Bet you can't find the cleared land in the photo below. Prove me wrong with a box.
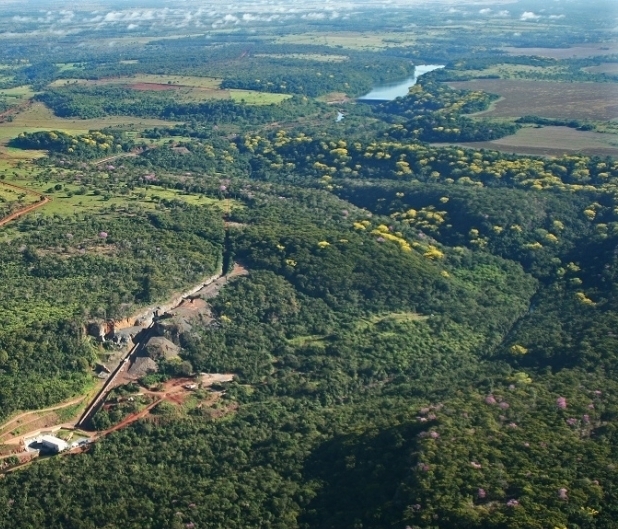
[584,63,618,75]
[49,75,291,105]
[254,53,349,62]
[447,63,566,80]
[501,44,618,59]
[448,79,618,121]
[276,32,417,50]
[0,103,178,143]
[433,126,618,158]
[2,179,234,218]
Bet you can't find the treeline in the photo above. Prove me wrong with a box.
[36,87,323,123]
[235,129,618,188]
[377,78,519,142]
[10,130,134,159]
[516,115,595,130]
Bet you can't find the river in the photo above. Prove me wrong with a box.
[358,64,445,101]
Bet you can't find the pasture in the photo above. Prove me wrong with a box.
[0,181,39,207]
[2,175,238,219]
[0,103,177,141]
[434,126,618,158]
[448,79,618,121]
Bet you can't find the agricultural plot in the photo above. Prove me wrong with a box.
[448,79,618,121]
[501,44,618,59]
[584,63,618,75]
[434,125,618,158]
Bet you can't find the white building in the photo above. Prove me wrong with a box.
[41,435,69,453]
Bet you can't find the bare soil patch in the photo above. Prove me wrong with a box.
[447,79,618,121]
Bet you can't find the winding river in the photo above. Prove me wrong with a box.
[358,64,444,101]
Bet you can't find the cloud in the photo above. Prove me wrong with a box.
[302,12,326,20]
[549,14,565,19]
[520,11,541,21]
[479,8,491,14]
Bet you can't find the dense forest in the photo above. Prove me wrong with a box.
[0,0,617,528]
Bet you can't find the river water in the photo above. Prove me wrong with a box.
[358,64,445,101]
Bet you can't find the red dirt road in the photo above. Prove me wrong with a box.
[0,182,50,227]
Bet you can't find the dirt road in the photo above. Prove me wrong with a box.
[0,181,50,227]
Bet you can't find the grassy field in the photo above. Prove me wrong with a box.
[0,181,40,218]
[449,63,567,80]
[2,177,236,218]
[0,103,178,142]
[254,53,349,62]
[49,75,223,89]
[0,86,35,101]
[433,126,618,158]
[448,79,618,121]
[49,75,290,105]
[501,44,618,59]
[276,32,417,50]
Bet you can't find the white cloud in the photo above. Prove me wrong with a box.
[479,8,491,14]
[520,11,541,21]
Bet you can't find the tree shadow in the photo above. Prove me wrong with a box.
[299,421,425,529]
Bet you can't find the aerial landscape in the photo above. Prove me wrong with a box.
[0,0,617,527]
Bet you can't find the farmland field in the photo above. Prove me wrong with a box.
[447,79,618,121]
[584,63,618,75]
[433,125,618,158]
[501,44,618,59]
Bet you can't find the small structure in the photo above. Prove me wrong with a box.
[41,435,69,453]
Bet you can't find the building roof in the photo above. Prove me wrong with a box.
[41,435,69,451]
